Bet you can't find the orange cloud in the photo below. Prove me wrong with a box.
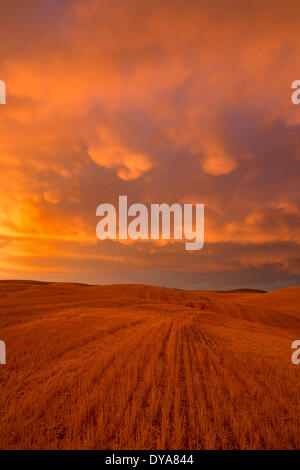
[0,0,300,289]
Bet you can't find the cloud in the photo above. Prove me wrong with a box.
[88,127,153,180]
[201,141,237,176]
[0,0,300,289]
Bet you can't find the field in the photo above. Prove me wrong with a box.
[0,280,299,450]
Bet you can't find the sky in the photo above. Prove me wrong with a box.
[0,0,300,290]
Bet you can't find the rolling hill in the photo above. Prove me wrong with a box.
[0,280,299,449]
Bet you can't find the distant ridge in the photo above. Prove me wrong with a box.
[217,288,267,294]
[0,280,267,293]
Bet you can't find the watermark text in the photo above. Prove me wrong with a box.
[0,340,6,364]
[291,340,300,364]
[291,80,300,104]
[96,196,204,251]
[0,80,6,104]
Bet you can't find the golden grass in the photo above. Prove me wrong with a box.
[0,281,299,449]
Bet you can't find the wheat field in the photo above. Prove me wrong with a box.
[0,280,299,449]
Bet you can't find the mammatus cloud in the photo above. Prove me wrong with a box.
[0,0,300,289]
[201,140,237,176]
[88,145,153,181]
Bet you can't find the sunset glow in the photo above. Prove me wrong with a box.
[1,0,300,289]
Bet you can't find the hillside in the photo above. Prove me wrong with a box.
[0,281,299,449]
